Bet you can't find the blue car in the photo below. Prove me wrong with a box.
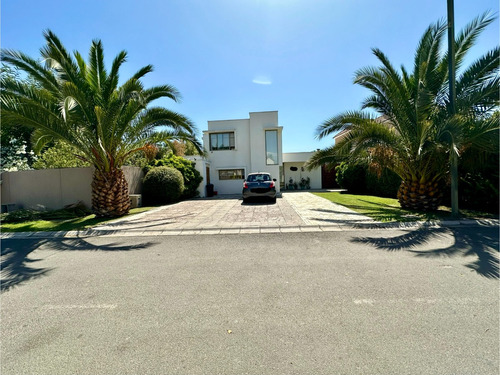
[242,172,277,203]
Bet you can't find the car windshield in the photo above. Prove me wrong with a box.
[247,174,270,182]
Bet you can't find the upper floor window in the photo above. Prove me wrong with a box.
[210,132,235,151]
[265,130,278,165]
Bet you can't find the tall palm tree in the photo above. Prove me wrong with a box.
[1,30,201,217]
[309,13,499,211]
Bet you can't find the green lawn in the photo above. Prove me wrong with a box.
[313,192,496,222]
[1,207,154,232]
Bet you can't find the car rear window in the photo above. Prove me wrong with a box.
[247,174,270,182]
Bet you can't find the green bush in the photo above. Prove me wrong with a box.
[145,154,202,199]
[0,209,40,223]
[33,140,90,169]
[0,203,90,223]
[459,172,499,213]
[142,166,185,205]
[336,162,401,197]
[335,162,366,194]
[365,168,401,198]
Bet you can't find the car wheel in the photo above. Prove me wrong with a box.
[270,197,277,203]
[242,198,248,203]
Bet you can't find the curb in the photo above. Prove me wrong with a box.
[1,219,498,239]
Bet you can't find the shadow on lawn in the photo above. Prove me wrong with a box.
[339,199,452,222]
[351,226,499,279]
[1,238,155,293]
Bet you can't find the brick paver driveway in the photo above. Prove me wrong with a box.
[93,192,374,234]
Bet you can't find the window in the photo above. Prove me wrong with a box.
[218,169,245,180]
[210,132,235,151]
[247,173,270,182]
[265,130,278,165]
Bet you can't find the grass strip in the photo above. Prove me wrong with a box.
[1,207,154,232]
[313,192,496,222]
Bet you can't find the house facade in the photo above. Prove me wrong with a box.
[282,152,322,190]
[188,110,336,197]
[188,111,283,196]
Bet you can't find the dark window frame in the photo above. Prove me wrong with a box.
[218,168,245,180]
[265,130,278,165]
[209,132,235,151]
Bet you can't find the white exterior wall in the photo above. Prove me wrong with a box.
[0,166,143,211]
[185,155,210,198]
[203,111,282,195]
[283,152,322,190]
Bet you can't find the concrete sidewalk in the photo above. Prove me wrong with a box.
[1,192,498,239]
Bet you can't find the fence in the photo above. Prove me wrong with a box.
[0,166,143,211]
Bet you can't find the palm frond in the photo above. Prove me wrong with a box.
[87,39,108,98]
[305,145,343,170]
[143,84,181,103]
[0,49,59,92]
[453,11,496,71]
[315,110,375,139]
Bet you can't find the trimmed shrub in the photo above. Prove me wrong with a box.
[335,162,366,194]
[335,161,401,197]
[459,172,499,213]
[145,154,202,199]
[0,209,40,223]
[142,166,184,205]
[0,202,90,223]
[365,168,401,198]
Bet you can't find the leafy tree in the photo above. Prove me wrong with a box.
[167,140,202,156]
[0,137,35,172]
[0,64,37,171]
[1,30,201,217]
[309,13,499,211]
[33,140,90,169]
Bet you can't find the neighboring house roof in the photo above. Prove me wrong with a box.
[282,152,316,163]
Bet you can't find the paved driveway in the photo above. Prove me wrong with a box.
[93,192,375,234]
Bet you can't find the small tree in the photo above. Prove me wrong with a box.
[33,141,90,169]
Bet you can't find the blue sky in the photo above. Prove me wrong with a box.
[2,0,498,152]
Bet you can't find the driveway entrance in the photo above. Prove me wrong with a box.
[93,192,374,234]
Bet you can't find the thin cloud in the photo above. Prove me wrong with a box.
[252,75,272,85]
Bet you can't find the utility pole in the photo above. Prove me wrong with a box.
[447,0,459,218]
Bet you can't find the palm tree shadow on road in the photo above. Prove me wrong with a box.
[1,238,156,293]
[351,226,499,279]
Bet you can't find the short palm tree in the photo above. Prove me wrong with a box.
[309,13,499,211]
[1,30,201,217]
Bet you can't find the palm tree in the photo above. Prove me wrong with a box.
[1,30,201,217]
[309,13,499,211]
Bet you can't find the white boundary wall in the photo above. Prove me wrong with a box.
[0,166,143,211]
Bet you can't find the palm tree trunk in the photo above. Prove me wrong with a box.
[91,168,130,217]
[397,178,443,211]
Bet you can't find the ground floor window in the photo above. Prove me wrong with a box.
[218,169,245,180]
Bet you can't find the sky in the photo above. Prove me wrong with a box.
[1,0,499,153]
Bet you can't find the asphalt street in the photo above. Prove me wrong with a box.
[1,227,499,375]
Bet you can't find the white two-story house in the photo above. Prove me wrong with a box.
[188,111,283,196]
[188,110,336,197]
